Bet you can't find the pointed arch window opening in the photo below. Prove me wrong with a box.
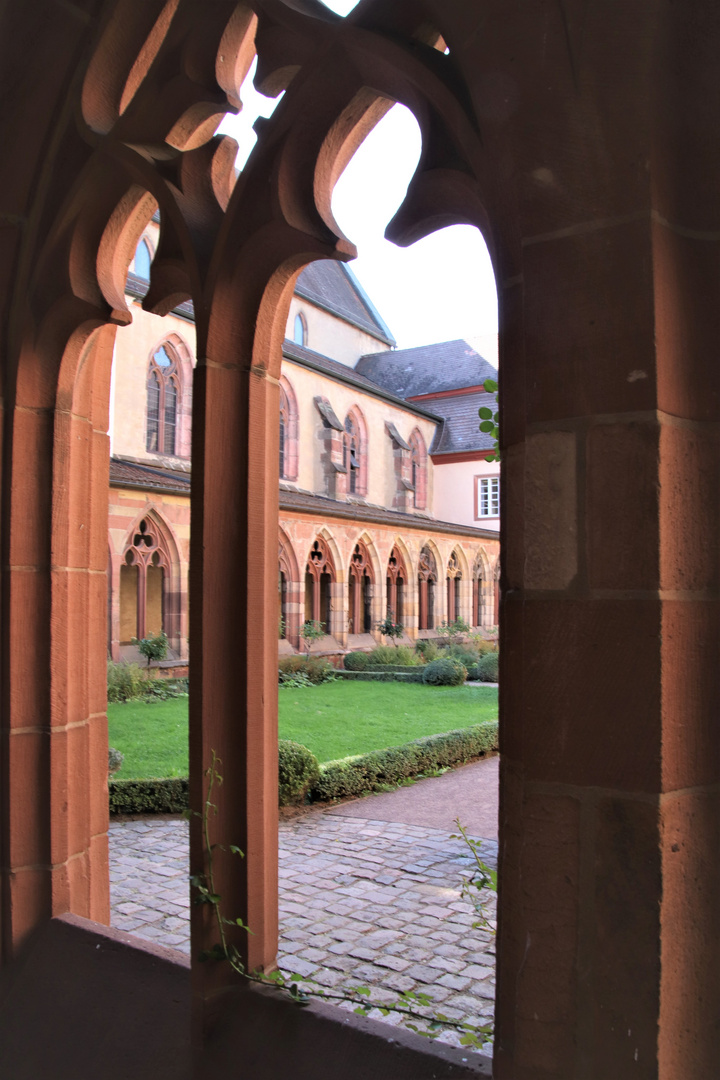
[418,545,437,630]
[386,544,407,624]
[147,344,180,455]
[305,538,335,634]
[294,312,307,346]
[446,551,462,624]
[348,541,374,635]
[133,238,152,282]
[279,386,288,479]
[344,416,360,495]
[120,518,171,645]
[472,560,485,628]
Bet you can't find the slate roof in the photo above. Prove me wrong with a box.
[356,340,497,398]
[282,341,441,423]
[428,391,497,455]
[109,458,191,495]
[278,487,497,540]
[295,261,396,346]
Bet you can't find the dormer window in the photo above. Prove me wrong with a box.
[294,312,307,346]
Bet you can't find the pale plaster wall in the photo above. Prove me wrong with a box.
[286,295,392,367]
[432,458,500,531]
[281,358,437,513]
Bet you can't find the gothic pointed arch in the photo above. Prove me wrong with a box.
[120,509,181,651]
[386,542,409,624]
[446,547,465,624]
[348,537,375,635]
[305,536,336,635]
[418,542,439,631]
[278,527,301,646]
[146,339,182,457]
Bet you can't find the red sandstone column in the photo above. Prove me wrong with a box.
[491,6,720,1073]
[1,325,113,960]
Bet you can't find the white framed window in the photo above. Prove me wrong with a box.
[476,476,499,518]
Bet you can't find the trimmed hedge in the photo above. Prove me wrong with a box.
[312,722,497,801]
[109,722,498,812]
[334,670,424,683]
[109,777,189,815]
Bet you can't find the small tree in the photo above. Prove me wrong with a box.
[376,612,404,647]
[300,619,325,655]
[436,618,470,646]
[132,630,169,668]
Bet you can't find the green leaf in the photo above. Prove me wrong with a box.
[355,986,371,997]
[483,378,498,393]
[353,1006,368,1016]
[478,406,494,420]
[479,420,495,433]
[229,845,245,857]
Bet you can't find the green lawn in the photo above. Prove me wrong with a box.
[108,681,498,779]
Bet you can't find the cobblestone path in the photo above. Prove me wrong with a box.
[109,811,497,1049]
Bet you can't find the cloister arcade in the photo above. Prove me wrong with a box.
[2,1,719,1077]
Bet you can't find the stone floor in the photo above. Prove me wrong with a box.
[110,807,497,1049]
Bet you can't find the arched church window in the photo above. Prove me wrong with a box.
[119,518,171,646]
[294,312,307,346]
[409,429,427,510]
[305,538,335,634]
[133,239,152,281]
[348,541,374,635]
[279,386,288,479]
[147,344,180,455]
[418,545,437,630]
[344,415,360,494]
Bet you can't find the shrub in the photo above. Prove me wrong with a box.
[278,655,336,685]
[278,740,320,806]
[344,651,370,671]
[108,747,124,776]
[279,669,313,688]
[422,657,467,686]
[415,639,439,663]
[311,722,498,801]
[441,644,482,669]
[469,637,498,658]
[109,777,189,815]
[473,651,499,682]
[107,660,146,702]
[367,645,419,667]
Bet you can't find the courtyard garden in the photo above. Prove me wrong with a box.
[107,680,498,780]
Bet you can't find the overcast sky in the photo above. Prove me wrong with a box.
[218,39,498,357]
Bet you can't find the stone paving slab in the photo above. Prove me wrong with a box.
[110,800,497,1051]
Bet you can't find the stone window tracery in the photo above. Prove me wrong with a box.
[386,544,407,623]
[446,550,462,623]
[305,538,335,633]
[120,517,171,645]
[348,540,374,634]
[146,343,180,455]
[418,545,437,630]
